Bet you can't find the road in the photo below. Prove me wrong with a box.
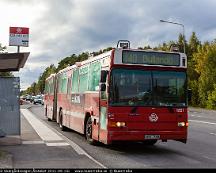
[29,105,216,168]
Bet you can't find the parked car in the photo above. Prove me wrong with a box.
[33,95,43,104]
[25,95,31,101]
[30,95,35,103]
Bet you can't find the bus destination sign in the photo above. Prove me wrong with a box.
[122,50,180,66]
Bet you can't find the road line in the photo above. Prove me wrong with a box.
[189,120,216,125]
[190,114,202,118]
[22,141,44,144]
[46,142,70,146]
[210,133,216,136]
[21,109,63,141]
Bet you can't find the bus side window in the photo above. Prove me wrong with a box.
[67,76,71,94]
[79,66,89,93]
[88,61,101,91]
[71,69,79,93]
[58,73,67,94]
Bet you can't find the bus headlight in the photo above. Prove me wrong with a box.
[116,122,126,127]
[178,122,186,127]
[109,121,126,127]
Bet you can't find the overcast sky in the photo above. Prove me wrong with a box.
[0,0,216,90]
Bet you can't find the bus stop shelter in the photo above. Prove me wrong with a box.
[0,52,29,139]
[0,52,29,71]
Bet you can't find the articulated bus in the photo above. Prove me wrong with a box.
[44,40,188,145]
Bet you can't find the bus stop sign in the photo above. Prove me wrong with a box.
[9,27,29,47]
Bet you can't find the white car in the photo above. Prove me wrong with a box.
[33,95,43,104]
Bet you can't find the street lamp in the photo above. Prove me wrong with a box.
[160,19,185,53]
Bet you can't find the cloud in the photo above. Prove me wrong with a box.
[1,0,216,89]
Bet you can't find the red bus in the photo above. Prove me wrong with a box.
[44,40,188,145]
[44,74,57,121]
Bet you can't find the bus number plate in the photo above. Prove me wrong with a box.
[145,135,160,139]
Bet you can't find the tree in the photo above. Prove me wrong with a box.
[37,64,56,94]
[0,72,14,77]
[177,33,187,53]
[193,41,216,107]
[56,54,78,72]
[188,32,201,57]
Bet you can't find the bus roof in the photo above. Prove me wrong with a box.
[48,47,187,77]
[57,49,113,75]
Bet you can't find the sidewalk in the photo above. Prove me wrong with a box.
[0,106,103,169]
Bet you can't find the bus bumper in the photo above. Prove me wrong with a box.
[107,130,187,144]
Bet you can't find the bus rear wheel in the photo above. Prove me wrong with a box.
[85,117,97,145]
[59,110,66,131]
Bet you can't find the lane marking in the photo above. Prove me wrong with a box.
[21,109,64,142]
[46,142,70,146]
[22,141,44,145]
[203,156,215,161]
[189,120,216,125]
[210,133,216,136]
[190,114,202,118]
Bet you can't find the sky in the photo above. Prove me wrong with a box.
[0,0,216,90]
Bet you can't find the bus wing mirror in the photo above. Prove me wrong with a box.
[188,89,192,102]
[100,83,106,92]
[100,70,108,83]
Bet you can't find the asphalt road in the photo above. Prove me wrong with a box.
[29,105,216,168]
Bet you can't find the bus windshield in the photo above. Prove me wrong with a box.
[109,68,187,107]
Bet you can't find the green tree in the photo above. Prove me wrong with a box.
[37,64,56,94]
[141,45,151,50]
[188,32,201,57]
[0,72,14,77]
[193,41,216,107]
[56,54,78,72]
[187,33,201,106]
[177,33,188,53]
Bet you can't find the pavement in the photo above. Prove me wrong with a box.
[0,104,103,169]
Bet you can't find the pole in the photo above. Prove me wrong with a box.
[17,46,20,53]
[160,20,185,53]
[182,25,185,53]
